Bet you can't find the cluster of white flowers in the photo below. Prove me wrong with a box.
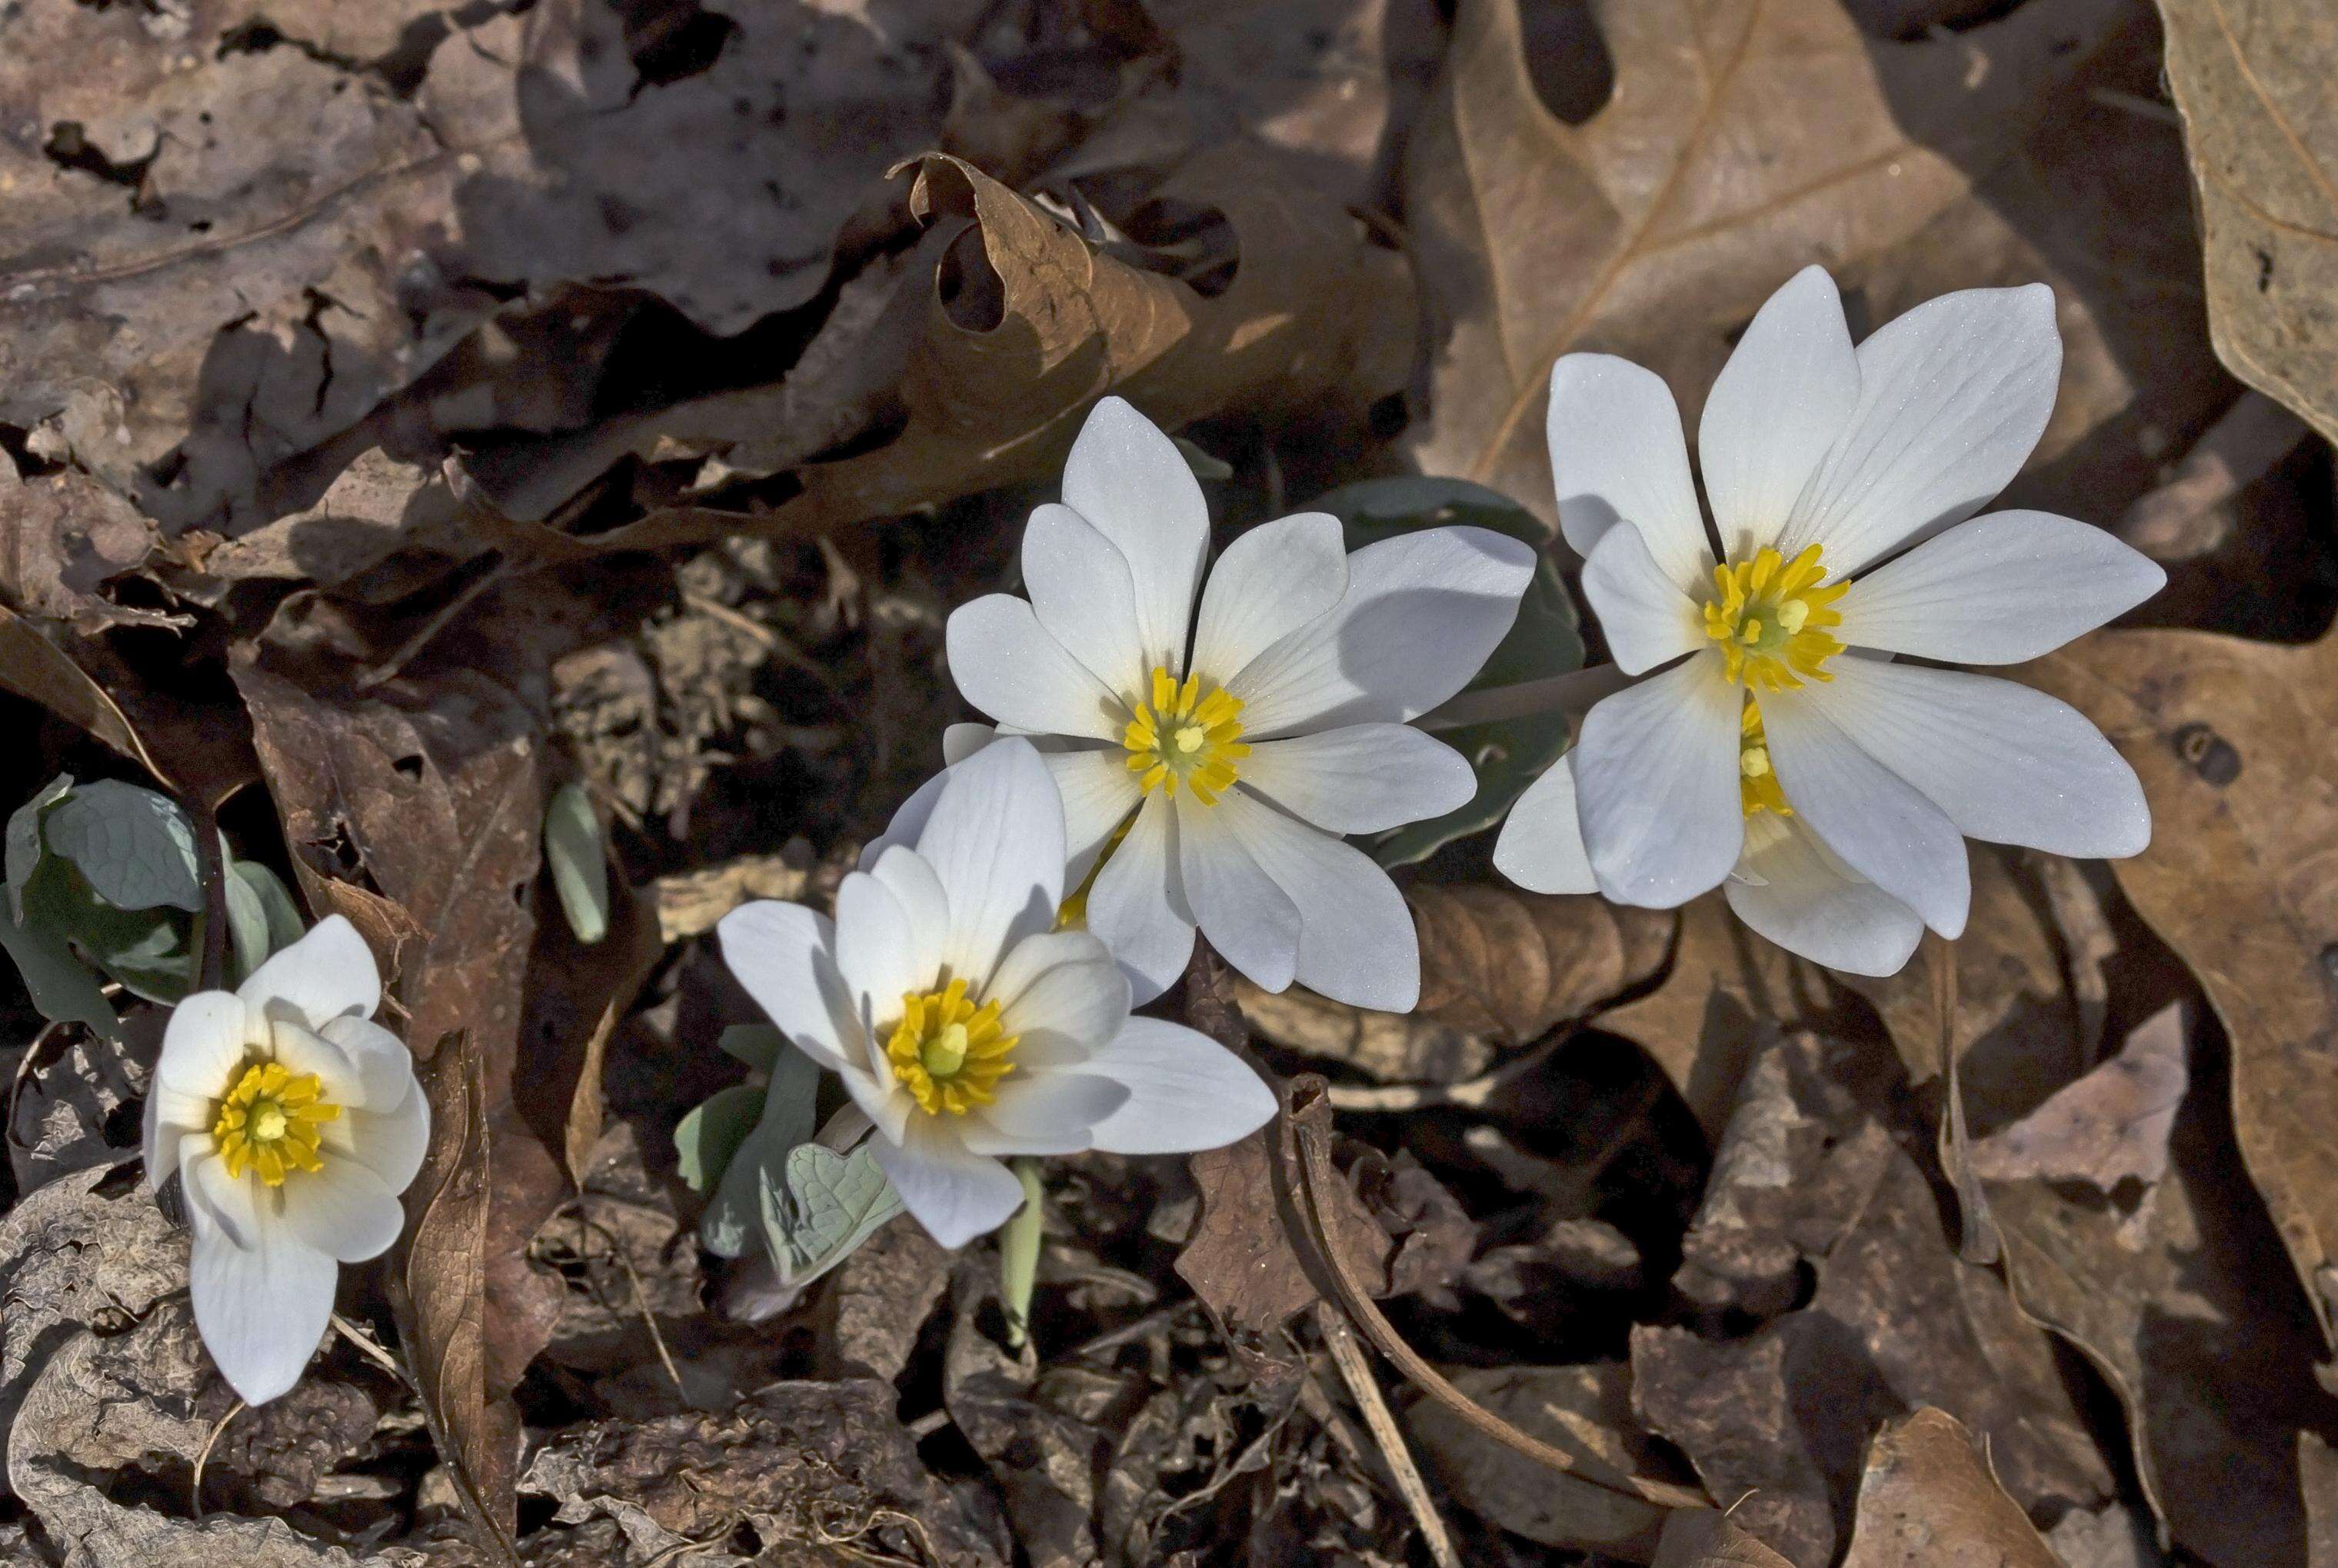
[148,266,2160,1403]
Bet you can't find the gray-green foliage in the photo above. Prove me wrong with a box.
[677,1024,905,1289]
[544,783,611,945]
[0,774,308,1031]
[1311,477,1585,868]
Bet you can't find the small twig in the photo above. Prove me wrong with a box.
[1932,933,2000,1266]
[1313,1298,1461,1568]
[331,1313,418,1390]
[1061,1298,1197,1362]
[904,1408,951,1440]
[355,554,515,693]
[1284,1078,1708,1513]
[190,1397,245,1518]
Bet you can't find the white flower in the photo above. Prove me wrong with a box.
[142,916,428,1405]
[718,737,1277,1249]
[1495,268,2163,976]
[942,397,1536,1010]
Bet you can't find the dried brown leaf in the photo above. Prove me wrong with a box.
[1600,894,1836,1144]
[1401,0,2131,529]
[2156,0,2338,444]
[0,453,168,633]
[2030,625,2338,1347]
[1406,1363,1672,1559]
[1967,1001,2188,1192]
[1650,1510,1795,1568]
[2306,1432,2338,1568]
[1839,1408,2058,1568]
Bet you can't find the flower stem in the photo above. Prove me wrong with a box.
[1001,1157,1045,1349]
[1414,664,1630,732]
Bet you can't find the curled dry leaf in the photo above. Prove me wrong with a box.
[1839,1408,2059,1568]
[500,147,1415,553]
[0,452,168,634]
[1967,1001,2189,1193]
[2156,0,2338,444]
[1401,0,2131,530]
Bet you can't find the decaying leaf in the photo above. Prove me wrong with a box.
[1237,881,1667,1084]
[1967,1001,2188,1193]
[1650,1510,1795,1568]
[1634,1033,2112,1564]
[1401,0,2132,533]
[518,1378,1010,1566]
[2156,0,2338,445]
[1839,1408,2059,1568]
[0,452,169,633]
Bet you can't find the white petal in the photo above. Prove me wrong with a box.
[1023,503,1150,699]
[1084,797,1196,1006]
[1176,795,1301,994]
[183,1144,259,1248]
[1758,687,1971,937]
[1725,811,1924,977]
[280,1157,405,1262]
[145,1084,211,1185]
[1830,510,2166,664]
[188,1224,336,1405]
[156,990,255,1100]
[718,901,861,1075]
[870,1121,1029,1249]
[1214,787,1420,1012]
[236,914,379,1028]
[991,930,1130,1067]
[962,1071,1129,1155]
[834,871,926,1035]
[316,1015,416,1111]
[1189,513,1349,682]
[1813,660,2150,859]
[1493,752,1597,895]
[915,738,1067,988]
[1698,265,1860,560]
[1082,1017,1277,1155]
[1547,354,1713,591]
[1579,523,1706,675]
[322,1091,429,1195]
[268,1024,365,1108]
[1046,746,1142,883]
[1777,284,2061,574]
[1228,526,1537,738]
[1237,724,1474,834]
[1061,397,1211,674]
[1572,657,1744,907]
[947,594,1126,742]
[858,725,1005,873]
[868,846,951,962]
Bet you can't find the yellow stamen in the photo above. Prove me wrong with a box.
[884,978,1019,1117]
[1701,544,1848,691]
[1122,664,1249,806]
[1738,698,1793,819]
[211,1060,340,1186]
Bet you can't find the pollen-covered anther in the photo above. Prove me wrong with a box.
[885,978,1018,1117]
[211,1060,341,1186]
[1122,665,1249,804]
[1703,544,1849,691]
[1737,699,1793,819]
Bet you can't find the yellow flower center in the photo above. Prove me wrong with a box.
[1703,544,1848,690]
[1123,666,1249,805]
[1739,698,1792,818]
[211,1060,341,1186]
[884,978,1017,1117]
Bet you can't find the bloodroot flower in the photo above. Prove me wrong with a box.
[718,739,1275,1248]
[1497,267,2163,975]
[944,397,1534,1010]
[142,917,427,1404]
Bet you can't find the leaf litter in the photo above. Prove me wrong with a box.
[0,0,2333,1564]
